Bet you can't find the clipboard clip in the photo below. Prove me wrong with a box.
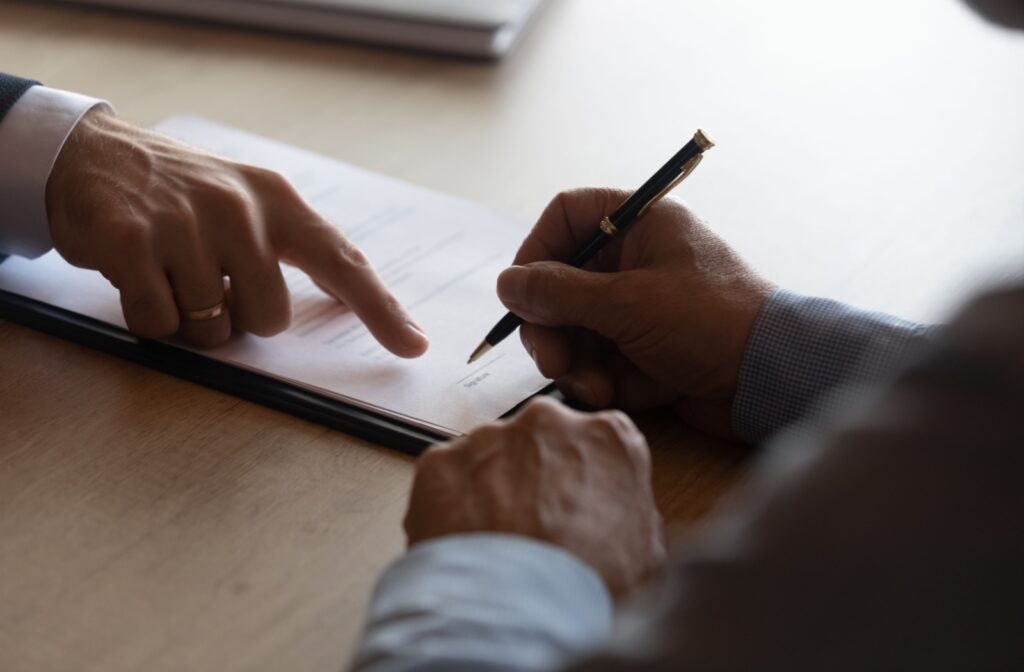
[637,153,703,218]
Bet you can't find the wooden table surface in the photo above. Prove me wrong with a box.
[1,0,1021,670]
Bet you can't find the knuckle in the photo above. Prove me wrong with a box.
[515,397,569,432]
[213,182,258,227]
[107,220,153,257]
[517,397,558,423]
[416,439,466,475]
[592,410,650,466]
[467,421,506,447]
[247,165,292,191]
[333,237,370,269]
[595,409,636,434]
[589,409,640,445]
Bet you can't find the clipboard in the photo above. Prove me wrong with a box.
[0,283,552,456]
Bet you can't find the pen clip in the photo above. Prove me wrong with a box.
[637,153,703,218]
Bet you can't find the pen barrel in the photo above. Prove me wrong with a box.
[568,229,612,268]
[610,138,705,224]
[484,311,524,346]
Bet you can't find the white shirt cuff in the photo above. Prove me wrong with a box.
[0,85,111,258]
[353,534,613,672]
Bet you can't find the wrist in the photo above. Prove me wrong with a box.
[45,108,121,246]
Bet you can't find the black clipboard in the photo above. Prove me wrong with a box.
[0,285,552,456]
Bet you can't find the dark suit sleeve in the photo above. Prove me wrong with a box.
[570,283,1024,671]
[0,73,41,260]
[0,73,39,123]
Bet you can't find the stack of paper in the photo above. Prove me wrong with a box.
[59,0,547,58]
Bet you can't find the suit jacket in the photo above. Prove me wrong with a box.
[565,282,1024,671]
[0,73,37,123]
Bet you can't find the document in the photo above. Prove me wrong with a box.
[58,0,546,58]
[0,117,549,437]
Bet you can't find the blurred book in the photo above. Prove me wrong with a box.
[59,0,547,58]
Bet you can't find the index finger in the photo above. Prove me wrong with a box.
[513,188,632,266]
[273,209,429,359]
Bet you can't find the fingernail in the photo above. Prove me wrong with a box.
[497,266,528,305]
[520,332,535,359]
[405,321,429,348]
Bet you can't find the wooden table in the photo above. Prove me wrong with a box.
[1,0,1021,669]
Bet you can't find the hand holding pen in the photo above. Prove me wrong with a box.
[469,130,714,363]
[478,136,778,440]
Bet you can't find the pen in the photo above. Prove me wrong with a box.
[467,129,715,364]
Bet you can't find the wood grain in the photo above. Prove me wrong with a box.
[0,0,1021,670]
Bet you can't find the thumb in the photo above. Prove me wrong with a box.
[497,262,623,338]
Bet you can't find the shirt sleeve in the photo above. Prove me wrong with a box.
[0,84,111,258]
[732,289,936,443]
[351,533,613,672]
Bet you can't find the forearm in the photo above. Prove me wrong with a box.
[732,288,937,442]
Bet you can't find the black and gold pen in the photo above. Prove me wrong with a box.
[467,129,715,364]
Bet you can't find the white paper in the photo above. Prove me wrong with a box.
[0,117,548,436]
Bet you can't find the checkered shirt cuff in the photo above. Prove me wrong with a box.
[733,289,936,443]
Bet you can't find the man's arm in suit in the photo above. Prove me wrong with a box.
[350,288,945,672]
[0,72,429,355]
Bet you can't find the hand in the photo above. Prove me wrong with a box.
[44,109,428,356]
[405,397,666,596]
[496,188,774,438]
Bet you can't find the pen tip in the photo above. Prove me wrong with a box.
[467,341,492,364]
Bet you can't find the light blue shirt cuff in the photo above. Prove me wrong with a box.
[352,533,613,672]
[733,289,935,443]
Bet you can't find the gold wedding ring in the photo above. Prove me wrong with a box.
[184,302,226,321]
